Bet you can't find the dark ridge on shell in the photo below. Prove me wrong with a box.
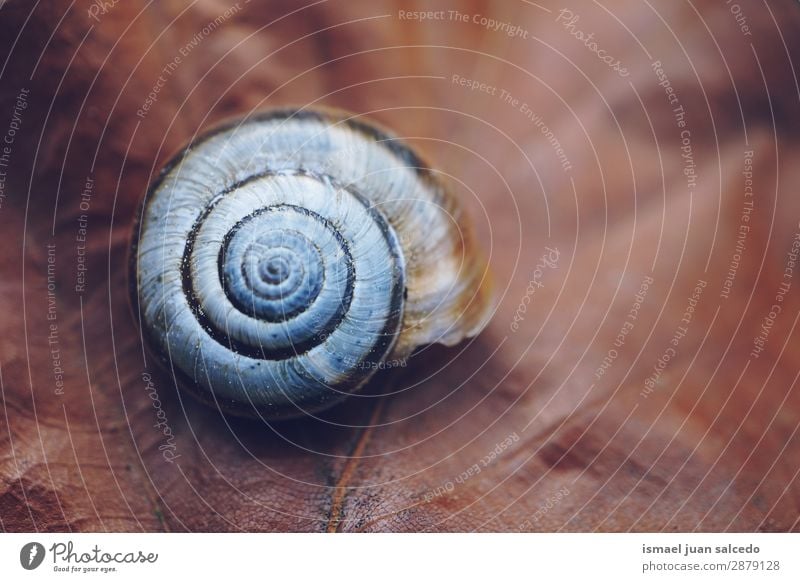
[253,107,437,182]
[210,203,357,358]
[342,116,433,180]
[177,170,404,367]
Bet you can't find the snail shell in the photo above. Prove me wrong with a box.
[132,108,492,419]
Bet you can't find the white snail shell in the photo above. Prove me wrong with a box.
[132,108,492,419]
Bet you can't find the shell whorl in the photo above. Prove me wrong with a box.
[133,108,492,419]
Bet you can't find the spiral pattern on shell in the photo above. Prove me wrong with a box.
[132,108,492,419]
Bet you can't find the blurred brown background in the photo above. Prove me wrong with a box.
[1,0,799,531]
